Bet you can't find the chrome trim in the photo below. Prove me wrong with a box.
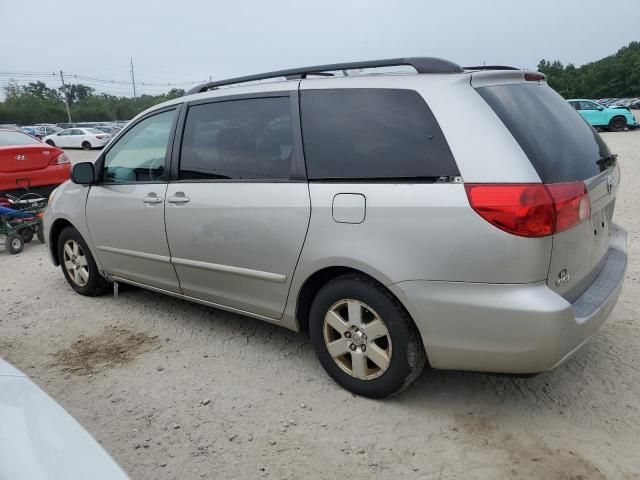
[171,257,287,283]
[110,276,281,323]
[96,245,171,264]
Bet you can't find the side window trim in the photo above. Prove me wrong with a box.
[96,104,182,184]
[169,90,306,183]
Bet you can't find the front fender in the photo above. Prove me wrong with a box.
[43,182,102,270]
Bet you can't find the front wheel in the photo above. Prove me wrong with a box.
[81,141,92,150]
[608,116,626,132]
[309,274,426,398]
[57,227,109,296]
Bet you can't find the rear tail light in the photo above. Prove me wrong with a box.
[96,135,108,140]
[49,152,70,166]
[465,182,590,238]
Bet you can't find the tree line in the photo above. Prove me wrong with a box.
[0,81,185,125]
[538,41,640,99]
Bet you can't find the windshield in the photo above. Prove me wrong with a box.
[476,83,613,183]
[0,130,41,146]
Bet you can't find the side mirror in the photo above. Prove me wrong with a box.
[597,106,604,111]
[71,162,95,185]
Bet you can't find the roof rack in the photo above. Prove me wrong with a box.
[185,57,464,95]
[463,65,519,71]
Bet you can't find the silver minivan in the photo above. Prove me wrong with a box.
[44,58,627,398]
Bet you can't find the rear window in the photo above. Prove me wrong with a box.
[0,130,40,146]
[300,89,458,180]
[477,83,613,183]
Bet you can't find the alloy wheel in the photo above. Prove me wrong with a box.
[63,240,89,287]
[322,299,392,380]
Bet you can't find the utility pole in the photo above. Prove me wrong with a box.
[59,70,72,123]
[130,57,137,100]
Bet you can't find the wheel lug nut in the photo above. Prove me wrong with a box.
[349,343,356,351]
[344,331,351,338]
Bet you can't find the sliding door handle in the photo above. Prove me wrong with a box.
[167,192,190,204]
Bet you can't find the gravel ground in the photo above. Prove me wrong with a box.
[1,132,639,480]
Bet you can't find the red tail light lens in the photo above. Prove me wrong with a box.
[49,153,70,166]
[465,182,590,238]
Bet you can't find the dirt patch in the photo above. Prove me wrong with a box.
[53,326,157,375]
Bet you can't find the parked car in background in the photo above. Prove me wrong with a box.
[94,125,121,136]
[22,125,62,139]
[45,58,627,398]
[20,126,38,137]
[0,128,69,196]
[568,99,638,131]
[0,358,129,480]
[43,128,111,150]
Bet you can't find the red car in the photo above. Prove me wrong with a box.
[0,129,70,197]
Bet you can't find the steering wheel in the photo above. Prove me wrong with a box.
[147,157,165,181]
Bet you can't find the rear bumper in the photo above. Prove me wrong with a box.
[0,165,70,194]
[392,224,628,374]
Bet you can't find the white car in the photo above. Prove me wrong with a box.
[0,358,129,480]
[43,128,111,150]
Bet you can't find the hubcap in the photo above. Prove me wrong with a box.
[63,240,89,287]
[11,238,21,250]
[323,299,392,380]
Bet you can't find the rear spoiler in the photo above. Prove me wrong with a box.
[470,69,546,88]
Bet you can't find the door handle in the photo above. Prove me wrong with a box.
[167,192,190,204]
[143,193,162,204]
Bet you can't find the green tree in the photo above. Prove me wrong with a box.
[539,41,640,98]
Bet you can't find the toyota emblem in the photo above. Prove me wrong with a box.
[15,154,26,161]
[606,175,614,194]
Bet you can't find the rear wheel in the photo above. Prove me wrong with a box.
[45,139,56,147]
[309,274,426,398]
[57,227,109,296]
[19,227,34,243]
[5,234,24,255]
[608,116,626,132]
[81,141,92,150]
[36,226,45,243]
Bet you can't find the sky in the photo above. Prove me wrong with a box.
[1,0,639,98]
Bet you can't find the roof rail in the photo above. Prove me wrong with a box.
[463,65,520,71]
[185,57,464,95]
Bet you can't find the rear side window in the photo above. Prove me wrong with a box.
[0,130,39,146]
[477,84,612,183]
[180,97,293,180]
[300,89,458,180]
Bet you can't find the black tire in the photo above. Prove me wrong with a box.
[608,116,626,132]
[309,274,427,398]
[81,141,92,150]
[5,234,24,255]
[36,226,45,243]
[45,139,56,146]
[19,227,34,243]
[57,226,109,296]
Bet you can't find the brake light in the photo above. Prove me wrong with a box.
[49,152,70,166]
[465,182,590,238]
[525,72,545,82]
[96,135,108,140]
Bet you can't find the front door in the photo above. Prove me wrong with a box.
[165,94,310,319]
[86,108,182,292]
[580,101,606,126]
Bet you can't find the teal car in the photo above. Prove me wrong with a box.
[568,99,639,132]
